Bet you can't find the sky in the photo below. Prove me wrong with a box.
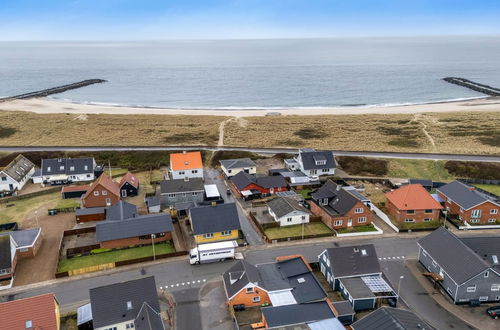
[1,0,500,40]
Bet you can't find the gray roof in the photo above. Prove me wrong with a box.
[96,214,173,242]
[106,201,138,221]
[160,178,204,194]
[189,203,241,236]
[261,301,335,328]
[231,172,287,191]
[332,301,355,316]
[219,158,256,169]
[41,157,94,176]
[32,168,42,178]
[75,207,106,216]
[340,277,375,299]
[222,260,262,298]
[257,263,292,291]
[408,179,433,187]
[325,244,381,278]
[312,181,363,216]
[351,307,436,330]
[89,276,160,329]
[460,236,500,271]
[134,302,165,330]
[267,197,309,219]
[0,236,12,270]
[0,228,41,248]
[417,227,491,284]
[437,180,498,210]
[298,150,336,171]
[0,155,35,183]
[145,197,160,207]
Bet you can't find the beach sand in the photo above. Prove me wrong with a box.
[0,97,500,117]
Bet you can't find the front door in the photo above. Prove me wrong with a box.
[9,184,13,191]
[121,189,127,197]
[347,218,352,227]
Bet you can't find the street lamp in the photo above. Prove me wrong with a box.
[35,210,39,228]
[151,234,156,261]
[443,209,448,229]
[397,275,405,297]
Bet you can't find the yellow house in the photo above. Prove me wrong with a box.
[190,203,241,244]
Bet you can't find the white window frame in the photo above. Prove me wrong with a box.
[355,208,363,214]
[246,287,254,293]
[479,296,488,302]
[466,285,476,293]
[252,296,260,303]
[357,217,367,223]
[203,233,214,239]
[471,209,481,218]
[491,284,500,291]
[490,209,498,214]
[423,218,432,222]
[102,190,107,195]
[93,191,99,196]
[221,230,232,236]
[489,218,497,223]
[334,220,343,226]
[287,217,292,222]
[405,218,415,223]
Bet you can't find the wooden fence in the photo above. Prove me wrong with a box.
[63,227,96,236]
[0,187,60,204]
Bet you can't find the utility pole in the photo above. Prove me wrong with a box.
[397,275,404,298]
[151,234,156,261]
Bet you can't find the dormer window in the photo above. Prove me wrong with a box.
[60,166,64,170]
[315,160,326,165]
[246,287,254,293]
[126,301,133,310]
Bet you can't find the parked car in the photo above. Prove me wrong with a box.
[487,305,500,319]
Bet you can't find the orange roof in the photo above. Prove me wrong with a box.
[0,293,59,329]
[83,173,120,199]
[385,184,443,210]
[170,151,203,171]
[62,184,90,193]
[119,172,139,188]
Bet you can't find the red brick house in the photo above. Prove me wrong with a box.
[385,184,442,223]
[310,180,373,230]
[82,173,120,208]
[0,293,61,330]
[230,171,287,199]
[437,180,499,225]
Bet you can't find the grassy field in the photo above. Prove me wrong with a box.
[474,184,500,195]
[55,198,80,209]
[0,192,62,224]
[386,159,455,181]
[57,242,175,272]
[264,222,332,240]
[337,224,377,234]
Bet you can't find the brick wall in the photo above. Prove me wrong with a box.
[439,192,499,224]
[100,233,172,249]
[82,183,120,208]
[386,199,440,223]
[309,200,372,230]
[231,286,270,307]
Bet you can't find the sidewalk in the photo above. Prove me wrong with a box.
[407,259,496,330]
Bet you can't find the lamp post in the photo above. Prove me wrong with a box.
[151,234,156,261]
[35,210,39,227]
[397,275,405,297]
[443,209,448,229]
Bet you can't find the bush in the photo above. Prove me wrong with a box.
[337,156,388,176]
[90,248,113,254]
[444,161,500,180]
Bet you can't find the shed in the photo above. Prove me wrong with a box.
[62,185,89,199]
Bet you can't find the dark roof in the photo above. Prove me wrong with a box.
[324,244,381,278]
[189,203,241,236]
[437,180,498,210]
[41,157,94,176]
[408,179,433,187]
[1,154,35,182]
[311,180,341,200]
[222,260,262,299]
[332,301,355,316]
[145,197,160,207]
[261,301,335,328]
[460,236,500,271]
[75,207,106,216]
[134,302,165,330]
[298,150,336,170]
[220,158,256,169]
[417,227,491,284]
[159,178,204,194]
[89,276,160,329]
[106,201,138,221]
[0,236,13,270]
[96,214,173,242]
[0,228,41,248]
[340,277,375,299]
[312,181,364,217]
[267,197,309,218]
[231,172,287,191]
[351,307,436,330]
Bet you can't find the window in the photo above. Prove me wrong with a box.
[334,220,343,226]
[203,233,214,239]
[470,219,480,223]
[491,284,500,291]
[471,209,481,218]
[192,170,198,174]
[86,174,91,178]
[221,230,232,236]
[491,209,498,214]
[105,198,111,205]
[47,166,51,172]
[287,217,292,223]
[355,208,363,214]
[447,288,453,295]
[405,218,415,223]
[479,296,488,302]
[70,166,75,171]
[102,190,107,195]
[179,171,185,175]
[253,296,260,303]
[358,217,367,223]
[192,192,198,196]
[84,165,88,171]
[424,209,433,214]
[1,177,6,181]
[25,320,33,328]
[168,193,176,198]
[406,210,415,214]
[489,219,497,223]
[228,169,232,173]
[424,218,432,222]
[93,191,99,196]
[466,285,476,293]
[485,271,489,278]
[301,215,306,220]
[60,165,64,170]
[246,287,254,293]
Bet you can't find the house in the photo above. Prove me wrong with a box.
[118,172,139,197]
[41,157,96,184]
[223,255,327,308]
[437,180,499,225]
[159,177,205,212]
[189,203,241,244]
[0,293,61,330]
[417,227,500,304]
[0,236,17,284]
[82,173,120,208]
[169,151,204,180]
[145,196,161,214]
[385,184,443,223]
[310,180,373,230]
[260,301,341,329]
[88,276,164,330]
[351,307,436,330]
[0,154,35,193]
[220,158,257,178]
[231,171,287,199]
[61,184,89,199]
[76,207,106,223]
[267,196,310,226]
[96,213,173,249]
[318,245,397,311]
[271,169,321,189]
[284,148,336,177]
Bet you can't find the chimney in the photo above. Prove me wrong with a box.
[184,176,189,182]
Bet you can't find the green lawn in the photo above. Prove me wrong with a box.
[265,222,332,240]
[109,168,129,177]
[336,224,377,234]
[395,219,443,230]
[474,184,500,196]
[55,198,80,209]
[386,159,455,181]
[297,189,312,200]
[58,242,175,272]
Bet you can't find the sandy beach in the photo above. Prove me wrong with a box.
[0,97,500,117]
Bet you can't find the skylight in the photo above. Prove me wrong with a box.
[492,255,498,265]
[297,277,305,283]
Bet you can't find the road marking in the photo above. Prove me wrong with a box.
[163,279,207,289]
[379,256,405,260]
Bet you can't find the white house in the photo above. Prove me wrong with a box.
[267,196,310,226]
[41,157,96,184]
[169,151,204,180]
[285,149,336,177]
[219,158,257,177]
[0,155,35,193]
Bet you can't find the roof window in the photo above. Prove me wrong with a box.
[126,301,133,310]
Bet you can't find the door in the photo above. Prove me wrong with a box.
[347,218,352,227]
[9,184,13,191]
[121,189,127,197]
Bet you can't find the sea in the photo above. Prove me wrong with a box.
[1,36,500,109]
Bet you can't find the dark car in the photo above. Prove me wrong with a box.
[487,306,500,319]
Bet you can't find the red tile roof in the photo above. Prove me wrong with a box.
[61,184,90,193]
[170,151,203,171]
[0,293,59,330]
[83,173,120,199]
[385,184,443,210]
[119,172,139,188]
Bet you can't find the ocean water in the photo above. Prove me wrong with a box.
[0,37,499,109]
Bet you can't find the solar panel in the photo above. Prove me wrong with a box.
[361,276,393,293]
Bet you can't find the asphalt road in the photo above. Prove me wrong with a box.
[0,146,498,162]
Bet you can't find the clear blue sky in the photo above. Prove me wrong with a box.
[1,0,499,40]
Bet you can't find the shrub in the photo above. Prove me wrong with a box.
[444,161,500,180]
[337,156,388,176]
